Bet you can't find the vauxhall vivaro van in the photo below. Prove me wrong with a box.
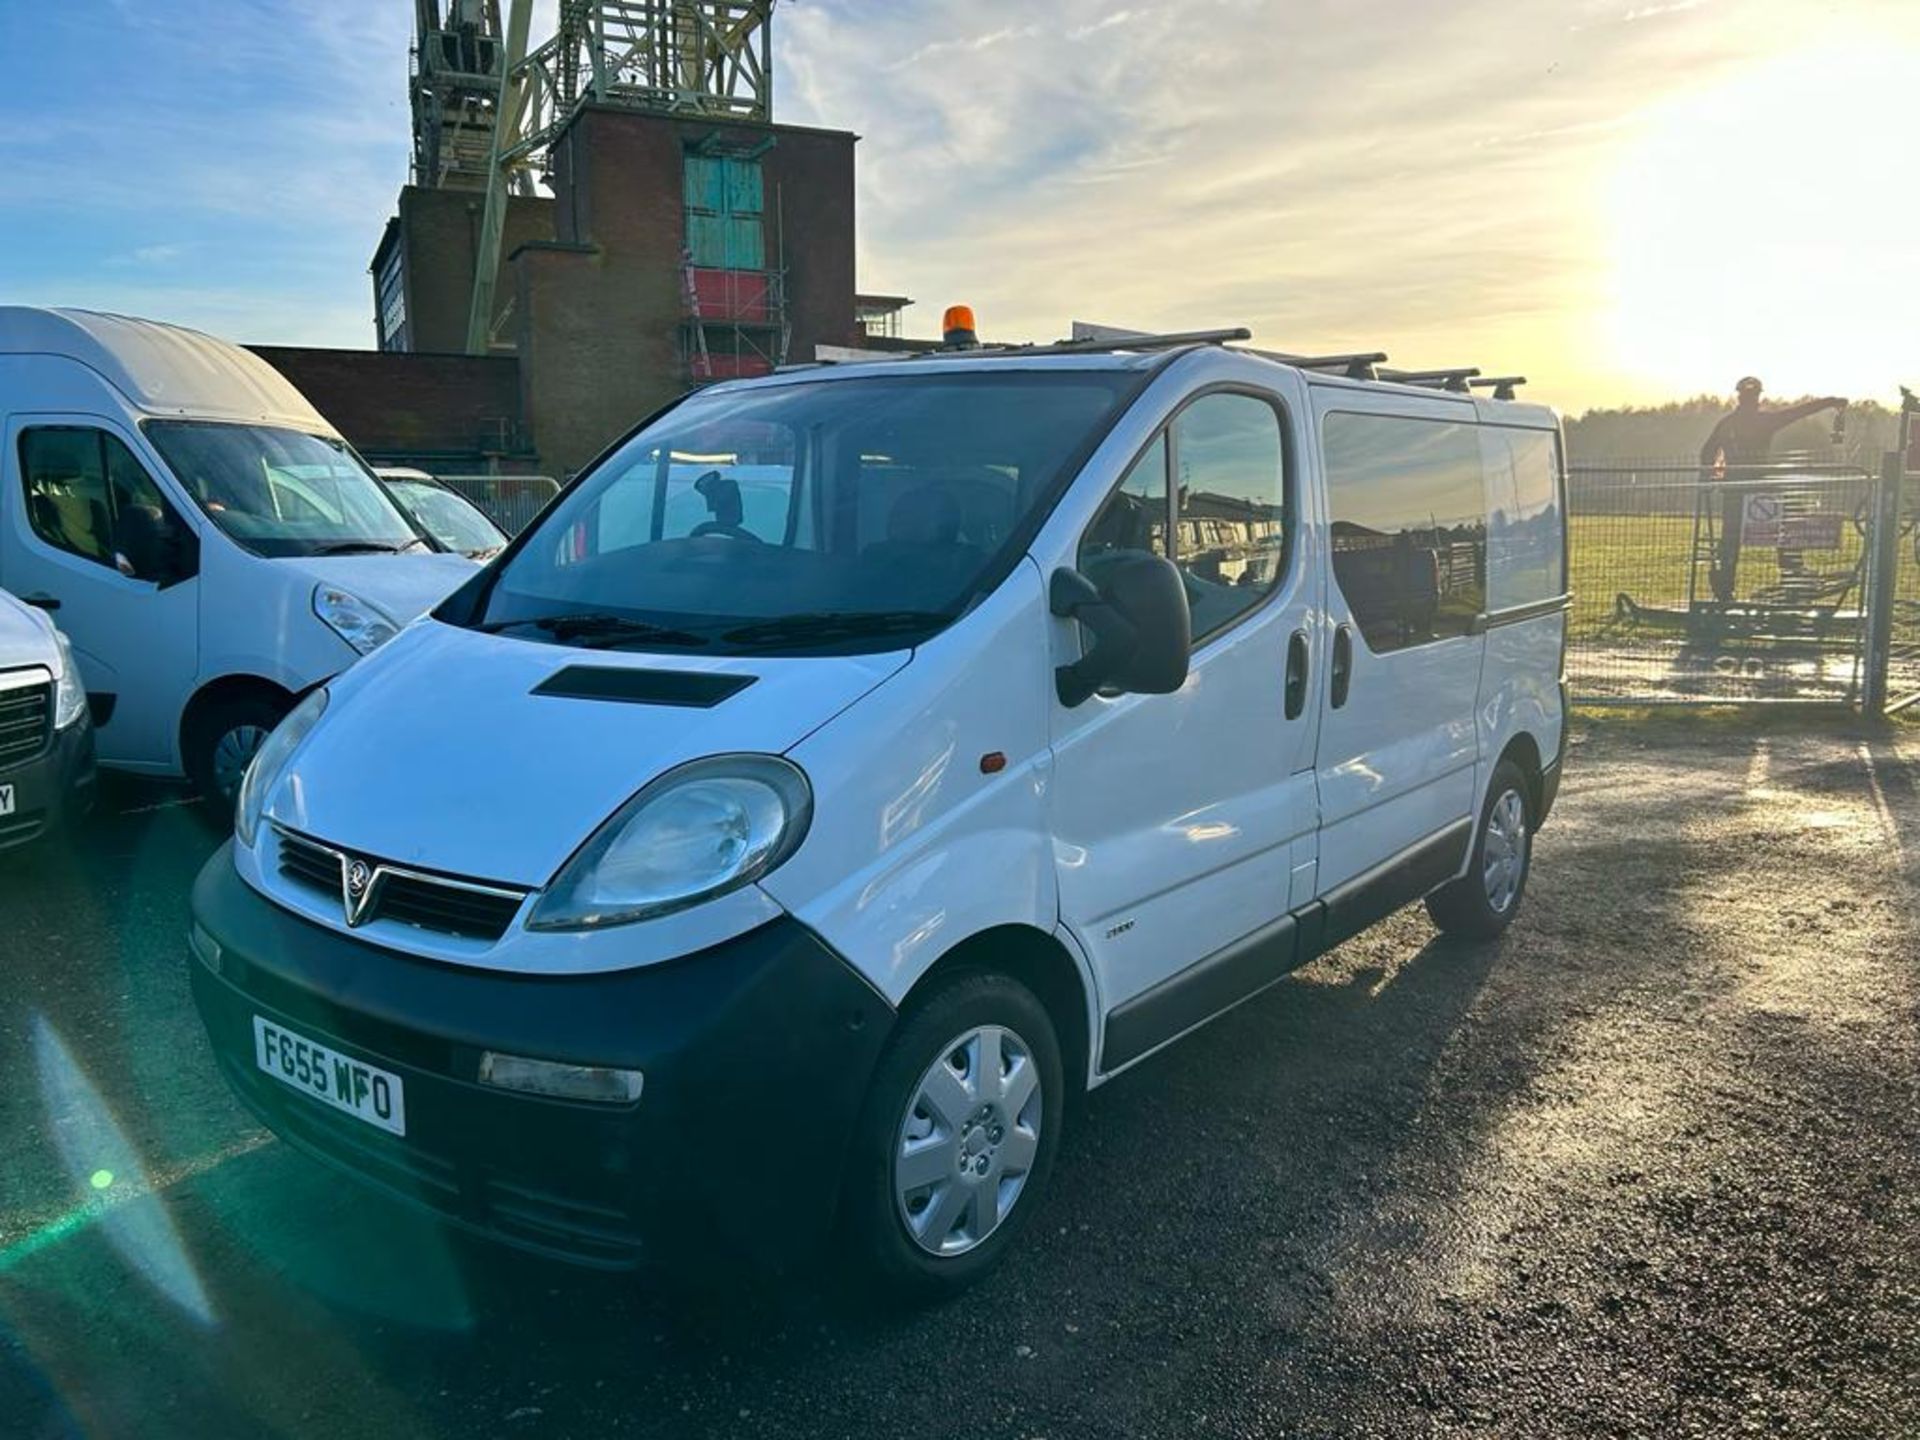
[187,331,1568,1294]
[0,309,478,802]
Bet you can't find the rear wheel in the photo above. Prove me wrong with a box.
[186,693,291,815]
[1425,758,1534,940]
[841,971,1064,1300]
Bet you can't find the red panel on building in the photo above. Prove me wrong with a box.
[687,267,774,322]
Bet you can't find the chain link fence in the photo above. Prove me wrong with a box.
[1566,460,1894,705]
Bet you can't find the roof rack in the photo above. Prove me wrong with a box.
[1469,375,1527,401]
[1379,366,1480,393]
[1250,349,1388,380]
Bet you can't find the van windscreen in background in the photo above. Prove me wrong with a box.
[144,421,426,559]
[463,371,1144,656]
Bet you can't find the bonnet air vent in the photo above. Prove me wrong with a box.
[531,666,757,709]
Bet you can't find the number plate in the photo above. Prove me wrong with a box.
[253,1016,406,1137]
[0,784,13,818]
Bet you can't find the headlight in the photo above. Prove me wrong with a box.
[526,755,812,932]
[50,629,86,730]
[234,688,328,849]
[313,585,399,656]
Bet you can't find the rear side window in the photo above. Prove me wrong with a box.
[1322,412,1487,653]
[19,427,182,577]
[1481,427,1565,609]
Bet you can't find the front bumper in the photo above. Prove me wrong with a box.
[188,849,894,1271]
[0,721,96,852]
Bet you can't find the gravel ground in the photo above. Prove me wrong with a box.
[0,715,1915,1439]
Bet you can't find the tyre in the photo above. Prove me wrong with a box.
[186,693,291,815]
[1425,758,1534,941]
[840,971,1064,1300]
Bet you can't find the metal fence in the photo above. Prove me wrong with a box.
[435,475,561,537]
[1566,461,1897,705]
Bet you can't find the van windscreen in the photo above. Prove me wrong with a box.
[463,371,1141,656]
[144,421,425,558]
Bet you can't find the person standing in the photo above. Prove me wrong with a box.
[1699,377,1846,602]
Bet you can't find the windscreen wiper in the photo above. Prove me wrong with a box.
[479,612,711,648]
[309,539,409,556]
[720,610,950,649]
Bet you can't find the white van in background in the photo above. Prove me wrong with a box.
[0,586,94,849]
[0,309,477,802]
[188,330,1567,1295]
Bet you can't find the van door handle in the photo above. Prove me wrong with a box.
[1330,624,1353,709]
[1284,629,1309,719]
[21,593,61,612]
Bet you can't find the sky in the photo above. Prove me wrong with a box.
[3,0,1918,413]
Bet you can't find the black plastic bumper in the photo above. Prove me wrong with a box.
[188,848,894,1271]
[1537,680,1570,826]
[0,721,95,852]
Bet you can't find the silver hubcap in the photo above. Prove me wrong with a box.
[211,724,270,803]
[1482,788,1529,914]
[894,1024,1042,1257]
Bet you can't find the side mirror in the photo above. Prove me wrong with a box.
[1050,556,1191,707]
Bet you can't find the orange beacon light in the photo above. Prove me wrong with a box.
[942,305,979,349]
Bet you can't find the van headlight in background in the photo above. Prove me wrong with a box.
[234,688,328,849]
[313,585,400,656]
[527,755,812,932]
[50,629,87,730]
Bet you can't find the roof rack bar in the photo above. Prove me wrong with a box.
[1469,375,1527,400]
[1251,349,1388,379]
[1035,326,1251,355]
[886,326,1253,363]
[1379,366,1481,393]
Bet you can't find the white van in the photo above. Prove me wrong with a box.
[0,586,94,849]
[0,309,478,801]
[187,333,1567,1293]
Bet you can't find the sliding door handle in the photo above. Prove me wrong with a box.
[1284,629,1309,719]
[1330,624,1353,709]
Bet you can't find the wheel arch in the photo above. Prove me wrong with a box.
[1494,730,1545,818]
[178,673,297,774]
[896,923,1095,1103]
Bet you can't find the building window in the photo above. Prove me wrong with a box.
[375,243,408,352]
[1322,412,1488,654]
[684,153,765,271]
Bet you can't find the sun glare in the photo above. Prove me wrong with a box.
[1607,38,1920,404]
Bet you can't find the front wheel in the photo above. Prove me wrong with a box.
[186,693,291,815]
[1426,759,1534,940]
[840,971,1064,1300]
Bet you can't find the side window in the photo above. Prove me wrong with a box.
[1078,433,1169,579]
[1173,393,1287,640]
[1486,428,1565,609]
[20,428,115,566]
[1323,413,1488,653]
[20,427,189,580]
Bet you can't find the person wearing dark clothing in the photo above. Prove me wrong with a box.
[1699,377,1846,601]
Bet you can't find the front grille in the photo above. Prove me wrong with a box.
[274,827,528,942]
[0,674,53,770]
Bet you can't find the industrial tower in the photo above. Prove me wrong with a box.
[407,1,777,352]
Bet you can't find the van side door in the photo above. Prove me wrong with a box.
[1,417,201,771]
[1045,366,1322,1072]
[1310,396,1489,940]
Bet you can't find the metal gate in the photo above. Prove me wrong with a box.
[1883,474,1920,713]
[1568,461,1882,705]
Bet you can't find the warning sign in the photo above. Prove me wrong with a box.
[1740,492,1843,550]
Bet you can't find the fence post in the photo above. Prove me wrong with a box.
[1862,448,1905,716]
